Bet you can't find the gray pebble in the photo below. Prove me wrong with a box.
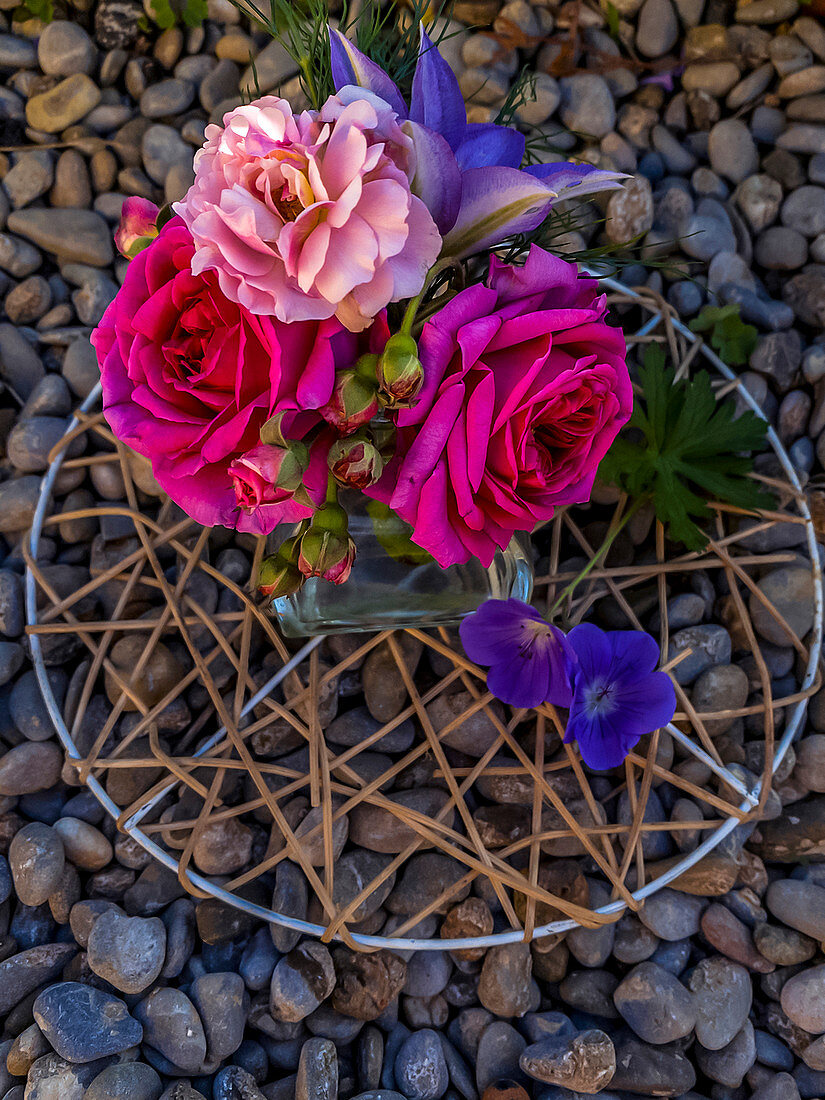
[613,962,696,1044]
[33,982,142,1063]
[667,625,732,684]
[394,1030,449,1100]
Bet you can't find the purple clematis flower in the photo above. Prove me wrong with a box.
[564,623,677,771]
[459,598,576,709]
[328,25,627,256]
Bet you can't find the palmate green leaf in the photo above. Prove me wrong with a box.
[689,304,759,367]
[599,344,772,552]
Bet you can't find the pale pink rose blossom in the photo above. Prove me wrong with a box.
[174,90,441,331]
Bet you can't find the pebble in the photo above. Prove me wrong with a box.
[782,185,825,237]
[296,1037,337,1100]
[611,1035,696,1095]
[638,888,705,939]
[0,943,77,1015]
[559,75,615,138]
[38,22,96,77]
[8,822,65,906]
[708,118,760,182]
[135,987,207,1074]
[52,816,112,871]
[689,957,753,1050]
[781,965,825,1032]
[7,208,113,266]
[141,78,196,118]
[476,1022,526,1092]
[766,879,825,939]
[189,972,246,1061]
[750,567,815,645]
[270,942,335,1023]
[478,943,533,1018]
[394,1030,449,1100]
[33,982,142,1062]
[696,1019,757,1087]
[0,741,63,795]
[613,962,696,1043]
[83,1063,163,1100]
[667,625,732,684]
[26,74,101,133]
[520,1029,616,1091]
[86,909,167,993]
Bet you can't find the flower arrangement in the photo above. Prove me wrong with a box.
[92,15,632,597]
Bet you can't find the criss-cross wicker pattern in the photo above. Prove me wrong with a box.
[25,286,822,950]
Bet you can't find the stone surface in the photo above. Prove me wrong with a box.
[520,1029,616,1091]
[33,982,142,1063]
[86,909,166,994]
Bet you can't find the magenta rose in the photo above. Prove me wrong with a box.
[92,217,388,535]
[366,245,632,567]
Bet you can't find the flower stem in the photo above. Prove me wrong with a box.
[547,496,647,620]
[398,259,457,336]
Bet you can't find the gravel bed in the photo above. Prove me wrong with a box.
[1,0,825,1098]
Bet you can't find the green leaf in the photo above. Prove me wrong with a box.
[598,344,772,551]
[604,0,621,39]
[20,0,53,21]
[689,303,759,367]
[155,203,174,230]
[147,0,176,28]
[365,500,434,567]
[182,0,207,26]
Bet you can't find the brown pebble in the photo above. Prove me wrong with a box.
[53,817,113,871]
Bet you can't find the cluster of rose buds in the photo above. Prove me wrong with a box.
[259,501,356,596]
[257,332,424,597]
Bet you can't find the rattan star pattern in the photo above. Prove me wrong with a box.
[24,284,823,951]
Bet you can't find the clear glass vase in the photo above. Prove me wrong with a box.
[269,492,534,637]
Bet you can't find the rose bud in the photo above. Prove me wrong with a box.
[115,197,160,259]
[228,441,309,512]
[320,367,379,435]
[297,502,356,585]
[258,536,304,598]
[377,333,423,409]
[329,433,384,490]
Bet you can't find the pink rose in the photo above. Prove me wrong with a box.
[92,217,388,534]
[174,90,442,332]
[367,246,632,567]
[115,197,159,258]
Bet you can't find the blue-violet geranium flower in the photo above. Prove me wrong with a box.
[564,623,677,770]
[459,598,575,709]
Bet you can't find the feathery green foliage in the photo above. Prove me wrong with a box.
[494,67,537,126]
[230,0,458,109]
[599,344,771,551]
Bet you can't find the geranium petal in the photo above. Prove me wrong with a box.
[566,622,613,681]
[565,709,637,770]
[487,653,550,709]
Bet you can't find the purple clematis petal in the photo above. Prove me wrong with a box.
[410,25,467,152]
[455,123,526,170]
[402,120,462,235]
[328,26,408,118]
[441,166,557,258]
[525,161,628,202]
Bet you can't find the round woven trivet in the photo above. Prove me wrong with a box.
[24,279,823,950]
